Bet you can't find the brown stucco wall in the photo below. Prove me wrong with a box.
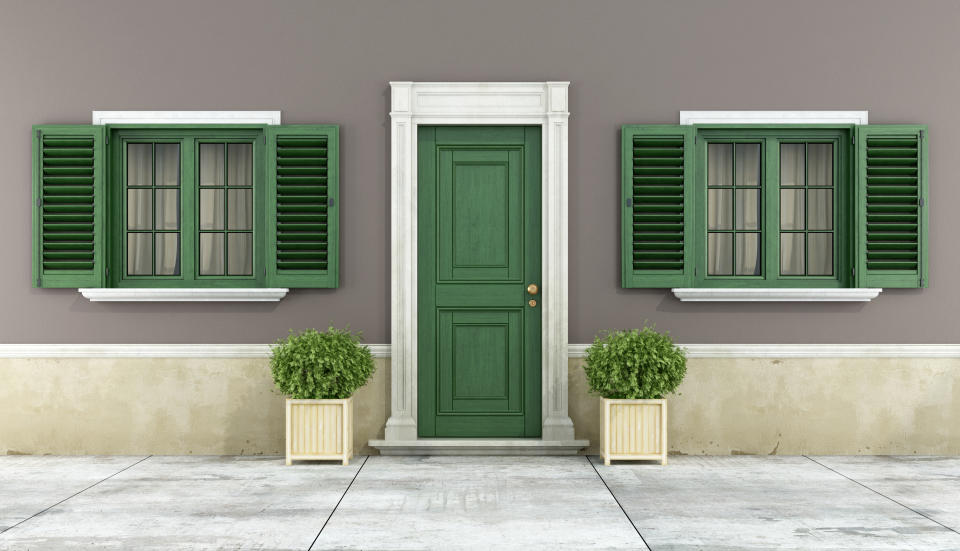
[1,0,958,344]
[2,357,957,456]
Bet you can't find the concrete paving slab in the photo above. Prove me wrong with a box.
[0,455,361,551]
[313,455,642,550]
[0,456,145,533]
[812,456,960,533]
[595,455,960,551]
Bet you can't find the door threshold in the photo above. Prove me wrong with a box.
[368,438,589,456]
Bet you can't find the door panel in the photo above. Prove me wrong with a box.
[418,126,541,438]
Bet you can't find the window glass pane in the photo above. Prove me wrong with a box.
[708,144,733,187]
[227,189,253,231]
[199,189,225,230]
[155,233,180,276]
[780,144,804,186]
[127,189,152,230]
[780,233,805,275]
[808,144,833,187]
[780,189,805,230]
[228,144,253,187]
[155,189,179,231]
[199,144,224,187]
[808,189,833,230]
[735,144,760,187]
[735,233,760,275]
[199,233,225,275]
[708,189,732,230]
[127,144,152,186]
[735,189,759,230]
[808,233,833,275]
[227,233,253,276]
[127,233,152,275]
[155,144,180,187]
[707,233,733,275]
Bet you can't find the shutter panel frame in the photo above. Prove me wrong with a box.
[32,125,106,288]
[265,125,339,288]
[855,124,928,288]
[621,125,694,288]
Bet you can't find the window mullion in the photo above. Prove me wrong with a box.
[764,138,779,282]
[180,138,197,283]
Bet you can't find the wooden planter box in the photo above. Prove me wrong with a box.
[285,398,353,465]
[601,398,667,465]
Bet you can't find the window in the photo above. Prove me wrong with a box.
[622,123,927,290]
[32,124,339,290]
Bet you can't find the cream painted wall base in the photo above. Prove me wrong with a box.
[0,355,957,456]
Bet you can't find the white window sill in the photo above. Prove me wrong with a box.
[671,288,882,302]
[79,288,289,302]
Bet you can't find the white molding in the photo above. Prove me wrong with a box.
[388,81,574,443]
[671,288,882,302]
[2,343,957,360]
[0,343,391,359]
[679,110,868,125]
[91,111,281,125]
[569,343,960,359]
[79,288,289,302]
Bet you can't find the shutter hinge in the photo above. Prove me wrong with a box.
[920,130,924,139]
[37,276,41,286]
[626,198,633,207]
[920,277,925,287]
[36,196,41,207]
[36,129,41,140]
[329,198,335,207]
[919,198,925,207]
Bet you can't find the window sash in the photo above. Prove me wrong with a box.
[693,127,852,288]
[109,127,266,288]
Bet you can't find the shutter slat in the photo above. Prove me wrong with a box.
[274,135,330,272]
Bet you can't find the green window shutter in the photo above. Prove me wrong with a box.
[265,125,339,288]
[32,125,105,288]
[855,125,928,288]
[621,125,694,288]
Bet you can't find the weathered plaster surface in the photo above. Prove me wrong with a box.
[1,357,957,456]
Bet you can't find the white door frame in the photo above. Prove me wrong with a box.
[385,82,575,442]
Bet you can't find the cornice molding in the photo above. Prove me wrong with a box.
[91,111,281,125]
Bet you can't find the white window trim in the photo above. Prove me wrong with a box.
[383,82,582,446]
[680,110,868,125]
[92,111,281,125]
[82,110,283,302]
[672,110,880,302]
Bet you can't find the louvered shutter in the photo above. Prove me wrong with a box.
[265,125,339,288]
[855,125,928,288]
[32,125,105,288]
[621,125,694,288]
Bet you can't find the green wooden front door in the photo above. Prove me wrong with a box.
[418,126,541,437]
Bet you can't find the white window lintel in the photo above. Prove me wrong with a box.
[679,110,868,125]
[91,111,281,125]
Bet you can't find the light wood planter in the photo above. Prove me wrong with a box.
[601,398,668,466]
[285,398,353,465]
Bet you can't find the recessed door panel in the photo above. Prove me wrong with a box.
[418,126,541,438]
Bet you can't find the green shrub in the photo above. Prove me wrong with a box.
[583,326,687,399]
[270,327,375,399]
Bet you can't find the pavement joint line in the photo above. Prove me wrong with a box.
[0,455,153,536]
[586,455,652,550]
[803,455,960,538]
[308,454,370,551]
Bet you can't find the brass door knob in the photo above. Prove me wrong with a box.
[528,299,537,307]
[527,284,539,295]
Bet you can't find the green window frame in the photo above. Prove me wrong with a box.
[32,123,339,289]
[622,123,928,289]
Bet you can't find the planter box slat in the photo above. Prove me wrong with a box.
[285,398,353,465]
[602,398,667,465]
